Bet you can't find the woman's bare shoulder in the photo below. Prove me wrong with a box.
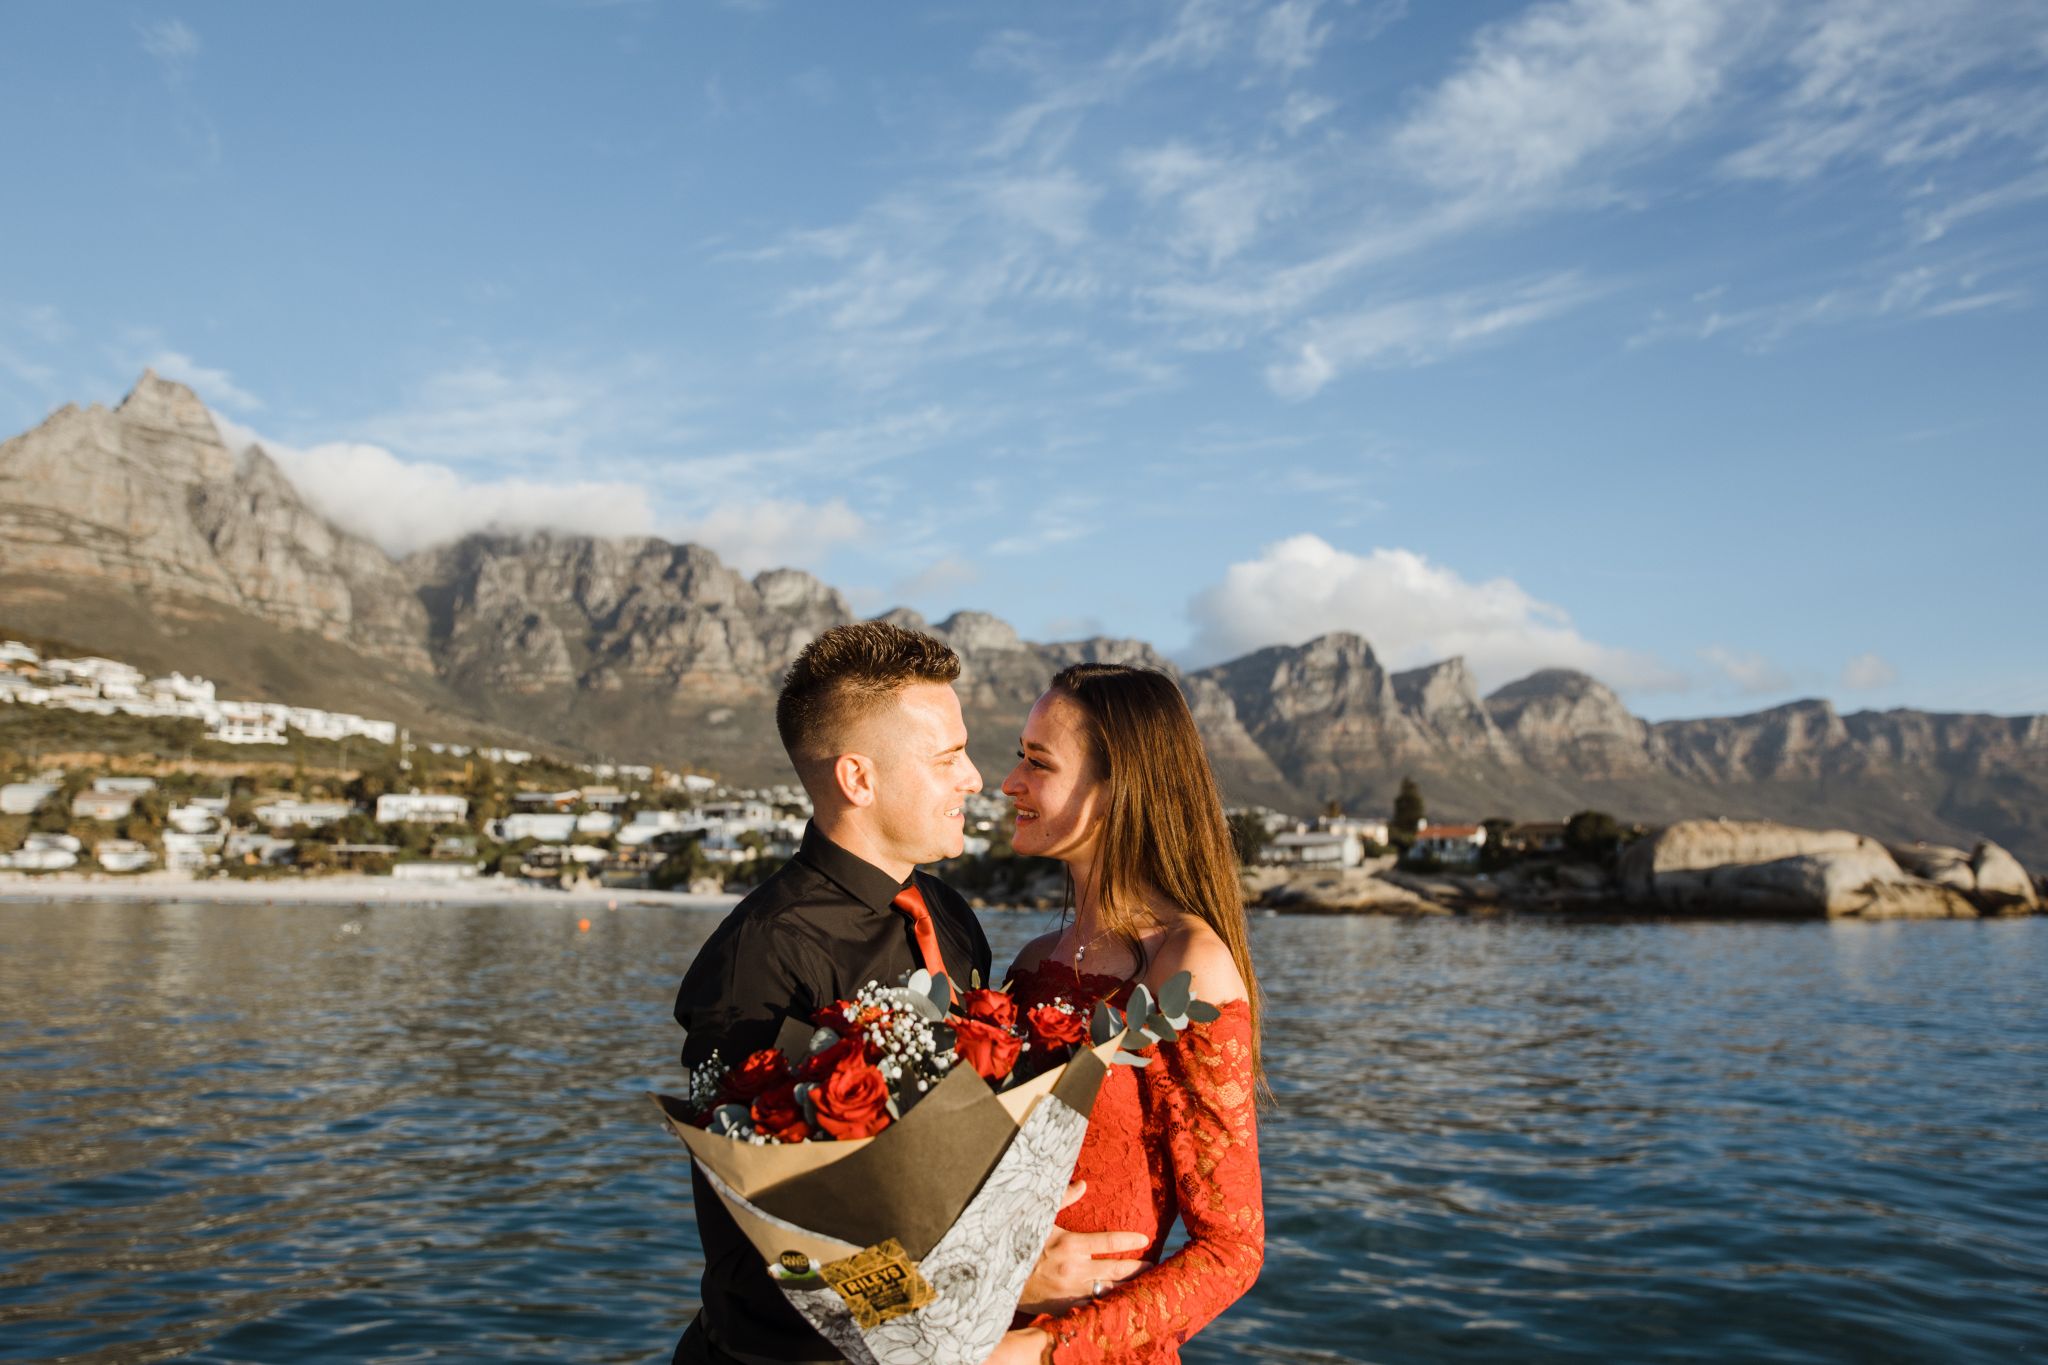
[1144,912,1248,1005]
[1004,928,1066,983]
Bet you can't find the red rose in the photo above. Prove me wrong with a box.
[951,1016,1023,1082]
[1025,1002,1089,1056]
[960,987,1018,1031]
[749,1082,812,1144]
[719,1048,791,1104]
[812,1001,860,1035]
[811,1054,893,1140]
[798,1032,875,1082]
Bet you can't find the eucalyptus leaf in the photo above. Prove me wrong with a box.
[806,1026,840,1056]
[1128,984,1155,1021]
[1091,1000,1119,1046]
[1165,1013,1189,1033]
[1111,1050,1152,1068]
[1159,971,1192,1018]
[1147,1010,1179,1044]
[907,990,944,1022]
[708,1103,750,1136]
[1186,1000,1222,1023]
[794,1082,818,1125]
[905,967,932,997]
[926,973,952,1009]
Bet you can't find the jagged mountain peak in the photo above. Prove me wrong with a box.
[115,369,219,440]
[1486,667,1608,705]
[871,607,929,631]
[754,566,846,615]
[1393,656,1478,706]
[936,609,1024,653]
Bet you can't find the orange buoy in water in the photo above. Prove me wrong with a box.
[578,918,591,932]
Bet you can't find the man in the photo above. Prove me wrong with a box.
[671,621,1146,1365]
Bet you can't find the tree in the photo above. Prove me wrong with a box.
[1390,777,1425,849]
[1227,810,1271,867]
[1480,816,1515,871]
[1565,810,1623,861]
[463,757,507,830]
[1321,797,1344,819]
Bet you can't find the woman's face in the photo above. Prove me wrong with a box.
[1001,689,1107,865]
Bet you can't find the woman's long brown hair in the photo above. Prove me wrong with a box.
[1050,662,1263,1088]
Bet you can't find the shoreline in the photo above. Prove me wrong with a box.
[0,872,740,911]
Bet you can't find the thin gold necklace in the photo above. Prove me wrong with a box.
[1070,921,1115,968]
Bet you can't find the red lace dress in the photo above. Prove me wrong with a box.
[1008,960,1263,1364]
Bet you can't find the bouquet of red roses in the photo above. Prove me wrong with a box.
[651,968,1217,1365]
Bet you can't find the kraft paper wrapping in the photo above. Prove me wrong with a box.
[649,1039,1116,1268]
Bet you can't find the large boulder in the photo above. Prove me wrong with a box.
[1620,819,1976,918]
[1890,839,2040,913]
[1886,842,1977,892]
[1970,841,2040,912]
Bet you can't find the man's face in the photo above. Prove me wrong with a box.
[863,682,982,867]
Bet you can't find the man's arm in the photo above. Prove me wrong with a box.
[675,913,825,1068]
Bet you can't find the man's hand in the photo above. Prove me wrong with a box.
[1016,1182,1153,1316]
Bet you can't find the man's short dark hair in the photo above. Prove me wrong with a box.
[775,621,962,768]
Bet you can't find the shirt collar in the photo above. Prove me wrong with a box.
[796,821,911,914]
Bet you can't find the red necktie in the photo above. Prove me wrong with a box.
[891,883,951,1000]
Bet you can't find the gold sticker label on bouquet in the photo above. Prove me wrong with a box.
[819,1239,934,1328]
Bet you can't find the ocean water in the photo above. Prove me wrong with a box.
[0,900,2042,1363]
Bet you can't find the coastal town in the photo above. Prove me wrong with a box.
[3,633,2039,919]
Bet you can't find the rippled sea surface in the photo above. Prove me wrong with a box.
[2,901,2043,1363]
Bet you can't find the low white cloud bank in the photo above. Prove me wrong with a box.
[251,436,655,558]
[671,497,870,575]
[1186,533,1683,693]
[211,415,870,574]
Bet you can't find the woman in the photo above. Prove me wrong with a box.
[984,663,1264,1365]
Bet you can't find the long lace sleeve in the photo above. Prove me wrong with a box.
[1030,1001,1264,1363]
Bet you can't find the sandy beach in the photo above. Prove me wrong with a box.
[0,871,741,912]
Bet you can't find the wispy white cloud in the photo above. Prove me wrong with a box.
[891,555,981,605]
[1186,533,1685,692]
[987,493,1102,556]
[1721,0,2048,185]
[1391,0,1747,197]
[143,349,263,411]
[138,18,200,76]
[1700,644,1795,695]
[1126,142,1300,265]
[1266,272,1599,398]
[1255,0,1332,74]
[1841,651,1898,691]
[353,357,693,467]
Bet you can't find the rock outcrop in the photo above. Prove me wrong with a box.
[1621,820,1978,918]
[0,372,429,668]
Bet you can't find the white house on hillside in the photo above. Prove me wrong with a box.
[376,793,470,825]
[1412,824,1488,864]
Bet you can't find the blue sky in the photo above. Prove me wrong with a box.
[3,1,2044,719]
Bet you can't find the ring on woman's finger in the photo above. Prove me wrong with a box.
[1091,1279,1108,1297]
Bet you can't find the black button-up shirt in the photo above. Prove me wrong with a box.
[672,822,991,1363]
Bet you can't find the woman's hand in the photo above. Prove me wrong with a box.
[1018,1180,1153,1315]
[983,1327,1050,1365]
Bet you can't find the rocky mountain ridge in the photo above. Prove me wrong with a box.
[2,374,2043,866]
